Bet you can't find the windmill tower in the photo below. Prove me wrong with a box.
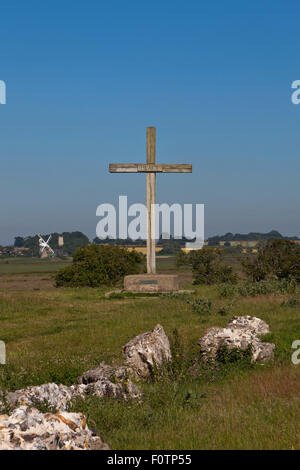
[38,234,55,258]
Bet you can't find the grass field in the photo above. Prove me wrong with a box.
[0,257,71,274]
[0,256,300,449]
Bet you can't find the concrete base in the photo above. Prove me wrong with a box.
[124,274,179,293]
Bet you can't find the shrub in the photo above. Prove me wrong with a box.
[55,244,143,287]
[189,247,237,285]
[218,278,298,298]
[217,283,237,298]
[242,239,300,282]
[187,357,220,382]
[217,298,237,316]
[168,328,186,380]
[148,329,187,382]
[186,298,212,315]
[281,298,300,308]
[176,251,189,267]
[216,343,252,367]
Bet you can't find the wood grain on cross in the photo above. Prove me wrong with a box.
[109,127,192,274]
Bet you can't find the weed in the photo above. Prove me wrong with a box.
[187,298,212,315]
[281,298,300,308]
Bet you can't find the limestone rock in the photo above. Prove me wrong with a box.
[6,383,85,411]
[85,377,141,400]
[198,316,275,363]
[2,324,170,415]
[0,406,109,450]
[123,324,171,377]
[77,361,128,384]
[227,315,270,335]
[4,376,141,413]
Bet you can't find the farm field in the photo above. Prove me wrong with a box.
[0,256,300,449]
[0,257,72,274]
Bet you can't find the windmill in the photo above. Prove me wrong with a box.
[38,234,55,258]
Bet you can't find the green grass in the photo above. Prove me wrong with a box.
[0,257,71,274]
[0,256,175,275]
[0,257,300,449]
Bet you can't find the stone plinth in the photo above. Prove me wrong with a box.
[124,274,179,293]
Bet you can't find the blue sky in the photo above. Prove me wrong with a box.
[0,0,299,244]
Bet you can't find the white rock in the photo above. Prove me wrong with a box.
[0,406,108,450]
[227,315,270,335]
[4,377,141,412]
[198,315,275,363]
[123,324,171,377]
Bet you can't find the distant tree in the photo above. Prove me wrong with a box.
[179,247,237,285]
[14,236,24,247]
[61,231,89,254]
[14,231,90,257]
[23,235,40,256]
[93,237,146,246]
[242,239,300,282]
[207,230,287,245]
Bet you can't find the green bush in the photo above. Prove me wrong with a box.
[186,298,212,315]
[216,344,253,367]
[176,251,190,267]
[217,298,237,316]
[242,239,300,282]
[281,298,300,308]
[189,247,237,285]
[55,244,143,287]
[217,283,237,298]
[218,278,298,298]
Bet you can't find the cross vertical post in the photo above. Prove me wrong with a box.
[109,126,192,292]
[146,127,156,274]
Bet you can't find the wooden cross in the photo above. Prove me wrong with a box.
[109,127,192,274]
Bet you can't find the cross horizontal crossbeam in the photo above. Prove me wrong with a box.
[109,163,192,173]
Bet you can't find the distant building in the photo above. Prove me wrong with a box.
[219,240,258,248]
[13,247,30,256]
[13,247,29,253]
[124,246,163,255]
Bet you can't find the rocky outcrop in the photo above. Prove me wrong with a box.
[198,315,275,363]
[0,324,173,450]
[4,375,141,412]
[1,323,171,429]
[123,324,171,377]
[78,361,128,384]
[0,406,109,450]
[5,383,85,412]
[79,325,171,382]
[78,325,171,382]
[227,316,270,336]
